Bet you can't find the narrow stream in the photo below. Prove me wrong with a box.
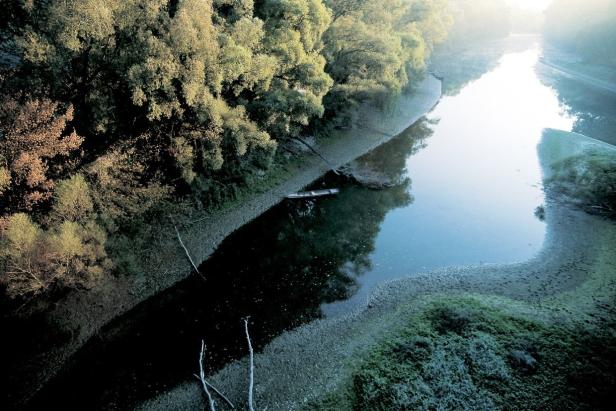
[28,36,615,410]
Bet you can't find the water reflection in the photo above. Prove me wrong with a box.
[432,35,541,96]
[537,64,616,145]
[28,118,432,411]
[29,39,582,410]
[325,44,574,315]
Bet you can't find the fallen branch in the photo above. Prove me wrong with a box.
[199,340,216,411]
[192,374,235,409]
[291,136,340,175]
[362,125,396,138]
[172,221,205,280]
[244,318,255,411]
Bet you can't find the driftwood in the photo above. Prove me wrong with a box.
[286,188,340,199]
[291,136,340,175]
[193,341,236,410]
[244,318,255,411]
[173,222,205,280]
[199,341,217,411]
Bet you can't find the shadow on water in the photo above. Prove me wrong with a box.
[25,121,434,410]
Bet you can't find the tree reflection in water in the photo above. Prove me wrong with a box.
[537,65,616,145]
[29,120,435,410]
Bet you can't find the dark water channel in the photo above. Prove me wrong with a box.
[21,37,616,410]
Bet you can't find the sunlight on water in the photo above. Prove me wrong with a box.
[324,44,576,315]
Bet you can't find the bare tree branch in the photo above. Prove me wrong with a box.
[244,318,255,411]
[199,340,217,411]
[290,136,340,175]
[172,221,205,280]
[192,374,235,409]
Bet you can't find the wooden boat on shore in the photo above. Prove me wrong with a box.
[286,188,340,199]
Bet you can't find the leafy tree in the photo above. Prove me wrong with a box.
[250,0,334,139]
[0,0,454,301]
[322,0,451,118]
[86,139,171,229]
[0,97,83,212]
[0,176,110,299]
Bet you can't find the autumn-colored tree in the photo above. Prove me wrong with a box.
[0,0,454,300]
[0,97,83,212]
[0,175,110,299]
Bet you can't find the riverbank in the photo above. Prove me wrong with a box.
[139,130,616,410]
[539,42,616,95]
[5,76,442,408]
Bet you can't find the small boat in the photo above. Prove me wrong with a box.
[286,188,340,199]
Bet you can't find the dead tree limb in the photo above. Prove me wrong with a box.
[199,340,217,411]
[244,318,255,411]
[192,374,235,409]
[173,222,205,280]
[291,136,340,175]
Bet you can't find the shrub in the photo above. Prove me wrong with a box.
[51,174,94,223]
[0,176,111,299]
[314,297,616,410]
[547,150,616,216]
[0,97,83,212]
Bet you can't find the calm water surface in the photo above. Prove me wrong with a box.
[28,40,589,409]
[325,45,574,314]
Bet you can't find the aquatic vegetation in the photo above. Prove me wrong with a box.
[311,296,616,410]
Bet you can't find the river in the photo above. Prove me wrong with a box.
[26,35,616,410]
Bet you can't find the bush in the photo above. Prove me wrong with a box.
[0,176,111,299]
[313,297,616,410]
[547,150,616,216]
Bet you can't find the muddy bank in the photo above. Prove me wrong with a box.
[139,205,616,411]
[138,131,616,410]
[4,76,441,408]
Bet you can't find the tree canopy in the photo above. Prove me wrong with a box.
[0,0,452,300]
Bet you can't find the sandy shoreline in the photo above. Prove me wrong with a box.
[139,132,616,411]
[6,76,442,407]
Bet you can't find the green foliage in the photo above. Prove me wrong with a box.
[322,0,451,119]
[547,150,616,217]
[51,175,94,223]
[1,0,453,299]
[250,0,334,139]
[311,296,616,410]
[0,176,110,299]
[0,166,10,195]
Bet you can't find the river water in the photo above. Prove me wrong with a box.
[26,36,615,409]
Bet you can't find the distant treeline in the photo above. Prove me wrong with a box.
[0,0,452,300]
[446,0,511,42]
[544,0,616,67]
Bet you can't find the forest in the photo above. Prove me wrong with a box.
[0,0,611,305]
[0,0,452,301]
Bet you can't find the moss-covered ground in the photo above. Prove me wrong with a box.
[309,294,616,410]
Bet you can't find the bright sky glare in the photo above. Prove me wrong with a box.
[507,0,553,12]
